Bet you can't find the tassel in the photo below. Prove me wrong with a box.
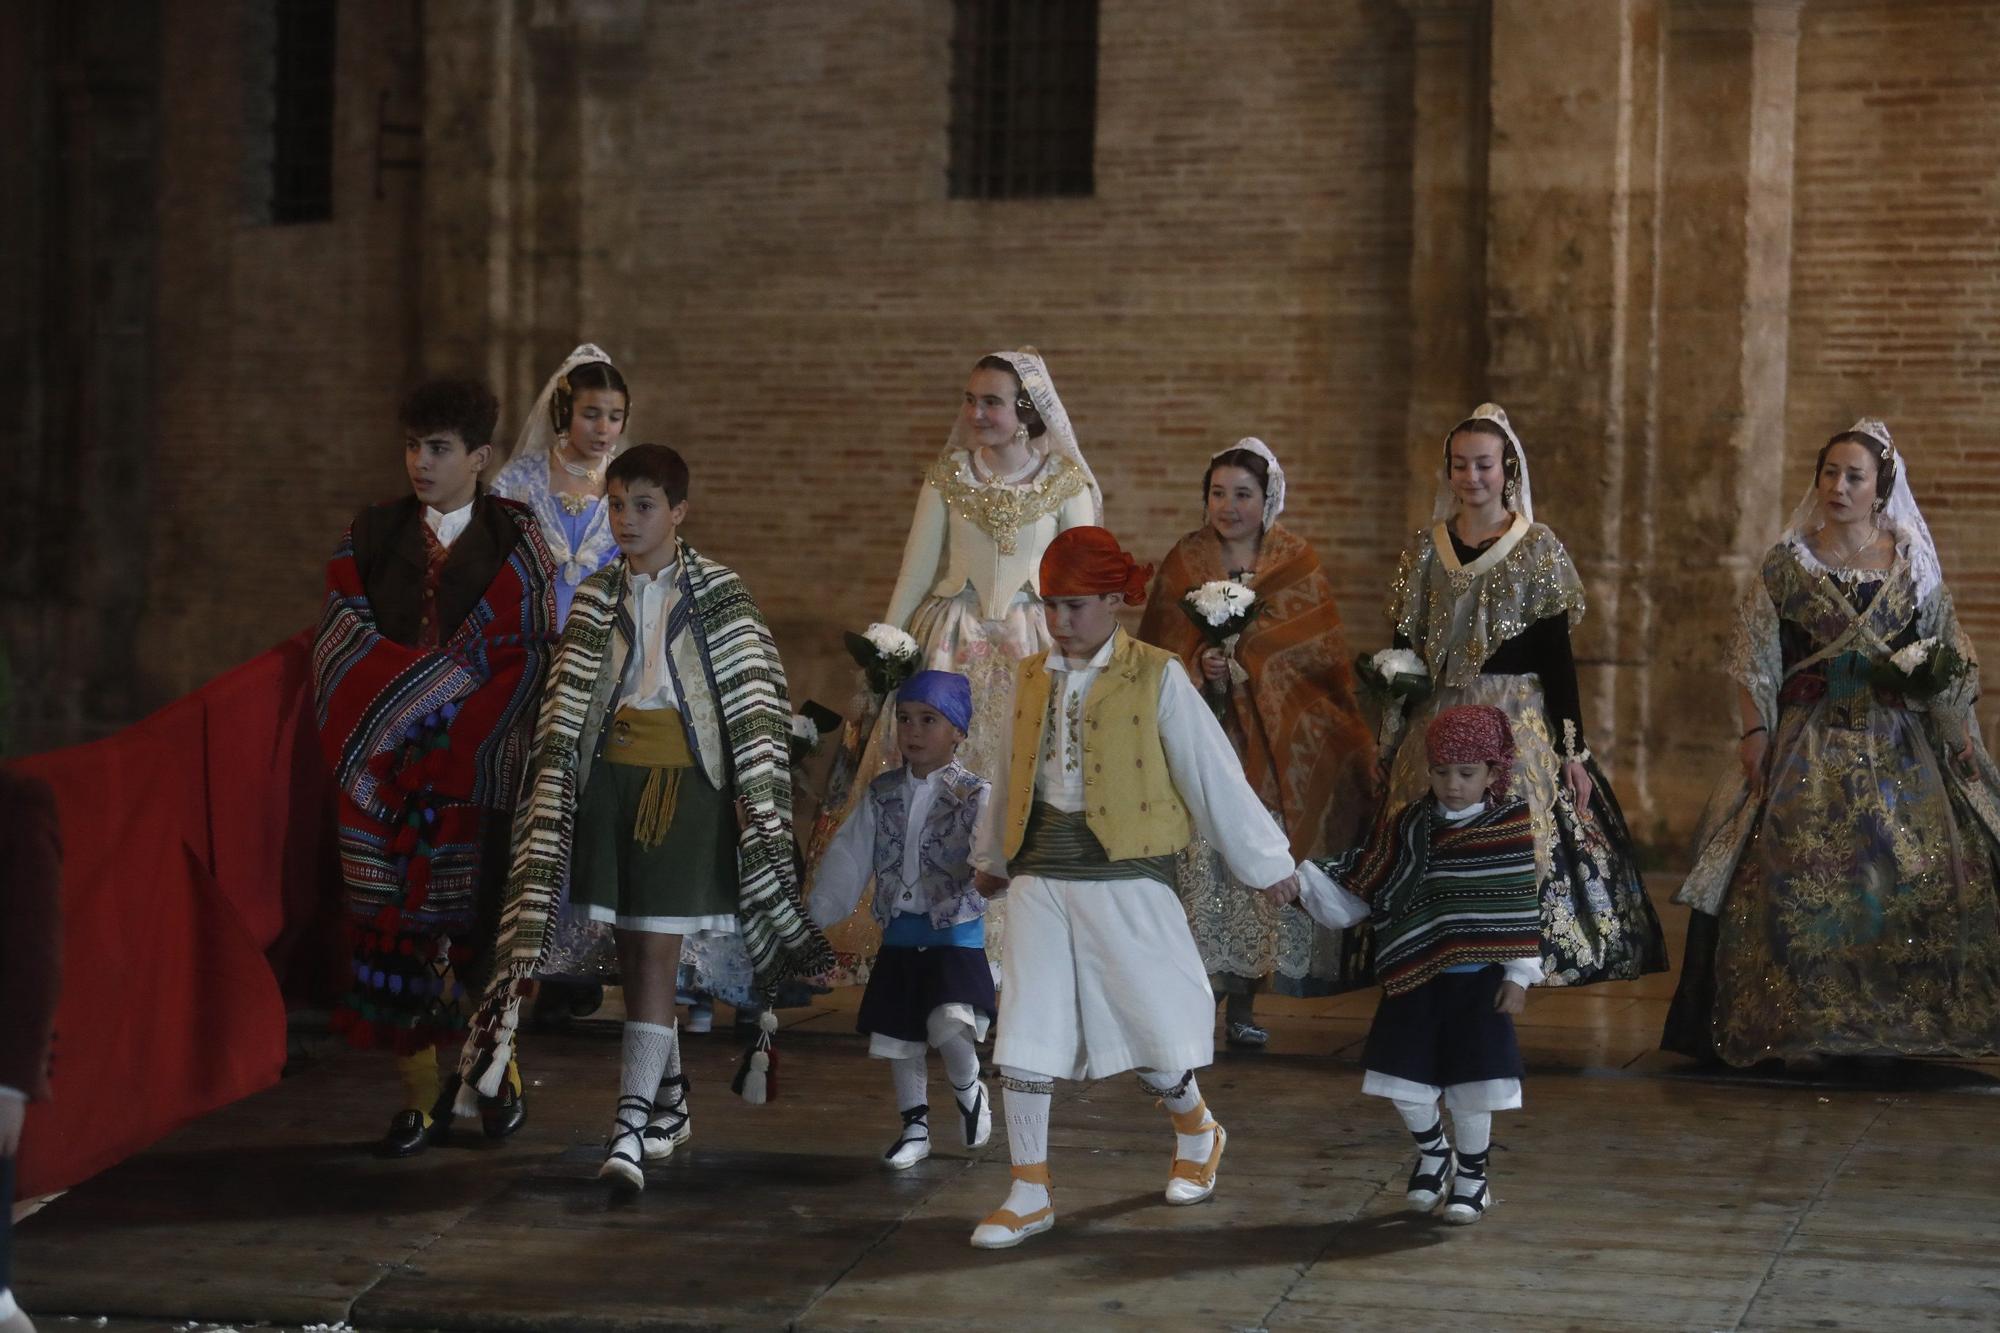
[633,765,683,849]
[731,1009,781,1104]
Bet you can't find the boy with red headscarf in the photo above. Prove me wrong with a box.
[966,527,1303,1249]
[1290,703,1542,1225]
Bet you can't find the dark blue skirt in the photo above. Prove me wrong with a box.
[1362,965,1523,1088]
[856,944,997,1045]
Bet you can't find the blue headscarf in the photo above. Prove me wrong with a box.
[896,670,973,734]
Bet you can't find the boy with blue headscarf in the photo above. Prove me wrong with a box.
[809,669,996,1170]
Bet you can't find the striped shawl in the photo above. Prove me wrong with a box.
[1316,796,1539,997]
[459,543,832,1090]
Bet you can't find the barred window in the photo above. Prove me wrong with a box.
[269,0,337,223]
[948,0,1098,200]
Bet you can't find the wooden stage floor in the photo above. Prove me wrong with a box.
[19,892,2000,1333]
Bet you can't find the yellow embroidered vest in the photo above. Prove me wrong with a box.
[1005,631,1193,862]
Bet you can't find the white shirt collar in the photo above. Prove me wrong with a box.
[628,559,681,591]
[905,763,952,789]
[1437,799,1488,822]
[1047,632,1119,675]
[424,499,475,549]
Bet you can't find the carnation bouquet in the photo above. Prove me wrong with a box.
[1871,635,1971,700]
[788,699,843,764]
[1355,647,1432,704]
[843,622,922,698]
[1180,580,1259,689]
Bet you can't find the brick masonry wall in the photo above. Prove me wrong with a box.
[131,0,422,702]
[28,0,2000,845]
[1787,0,2000,739]
[563,0,1418,714]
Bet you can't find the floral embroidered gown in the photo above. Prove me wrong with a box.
[1382,515,1667,987]
[1663,542,2000,1064]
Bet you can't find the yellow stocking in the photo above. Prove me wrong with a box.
[396,1048,441,1126]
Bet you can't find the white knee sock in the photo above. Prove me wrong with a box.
[1394,1096,1451,1177]
[661,1017,683,1081]
[997,1065,1054,1214]
[1393,1096,1444,1136]
[938,1031,982,1107]
[890,1051,929,1120]
[615,1021,673,1140]
[1138,1068,1214,1163]
[1453,1110,1492,1157]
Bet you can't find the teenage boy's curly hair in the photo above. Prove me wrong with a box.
[607,443,690,507]
[399,378,500,449]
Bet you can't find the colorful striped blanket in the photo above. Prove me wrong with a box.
[311,499,558,1052]
[1315,796,1540,996]
[459,543,833,1093]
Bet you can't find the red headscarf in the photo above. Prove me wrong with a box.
[1424,704,1515,796]
[1040,526,1152,604]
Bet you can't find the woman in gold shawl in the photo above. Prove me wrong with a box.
[1137,439,1377,1044]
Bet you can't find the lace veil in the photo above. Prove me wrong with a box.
[1779,417,1942,608]
[499,342,625,471]
[1429,403,1537,525]
[945,347,1104,522]
[1212,436,1286,529]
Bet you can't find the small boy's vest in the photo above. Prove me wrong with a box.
[1004,631,1192,862]
[867,760,988,929]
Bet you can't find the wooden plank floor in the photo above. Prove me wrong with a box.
[19,890,2000,1333]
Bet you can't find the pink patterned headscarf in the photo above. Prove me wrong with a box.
[1424,704,1516,796]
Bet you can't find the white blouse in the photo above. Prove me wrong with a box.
[618,563,684,713]
[973,633,1296,892]
[883,452,1098,626]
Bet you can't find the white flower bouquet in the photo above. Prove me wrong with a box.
[788,699,843,763]
[1356,647,1432,703]
[1180,580,1259,688]
[1872,635,1969,700]
[843,622,922,697]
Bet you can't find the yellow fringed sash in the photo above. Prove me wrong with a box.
[605,706,696,848]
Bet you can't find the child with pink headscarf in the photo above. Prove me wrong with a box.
[1294,704,1541,1225]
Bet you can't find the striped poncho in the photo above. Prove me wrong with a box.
[1315,796,1539,997]
[312,500,558,1052]
[458,541,833,1093]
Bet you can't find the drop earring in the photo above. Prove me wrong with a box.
[1013,423,1030,449]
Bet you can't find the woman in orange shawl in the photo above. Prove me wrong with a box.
[1137,439,1377,1044]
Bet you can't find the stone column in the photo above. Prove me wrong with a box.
[421,0,648,423]
[1398,0,1490,533]
[1635,0,1802,826]
[1482,0,1660,818]
[420,0,522,389]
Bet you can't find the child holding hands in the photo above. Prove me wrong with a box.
[809,670,997,1170]
[1287,703,1541,1224]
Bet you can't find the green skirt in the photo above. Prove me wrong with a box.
[572,761,739,934]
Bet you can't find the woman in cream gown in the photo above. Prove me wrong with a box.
[809,348,1101,975]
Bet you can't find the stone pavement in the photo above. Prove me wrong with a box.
[18,895,2000,1332]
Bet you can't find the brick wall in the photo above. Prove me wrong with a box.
[132,0,423,701]
[1787,0,2000,737]
[562,0,1417,711]
[21,0,2000,845]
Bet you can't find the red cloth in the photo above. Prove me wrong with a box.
[11,631,339,1197]
[1424,704,1517,796]
[1038,525,1152,604]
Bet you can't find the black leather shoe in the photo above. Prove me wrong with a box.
[378,1109,431,1158]
[481,1080,527,1140]
[424,1074,464,1147]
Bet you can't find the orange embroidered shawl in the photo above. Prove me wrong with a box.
[1138,524,1377,860]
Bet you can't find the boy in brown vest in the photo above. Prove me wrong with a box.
[967,527,1301,1249]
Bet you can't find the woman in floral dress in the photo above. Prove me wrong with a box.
[1663,420,2000,1067]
